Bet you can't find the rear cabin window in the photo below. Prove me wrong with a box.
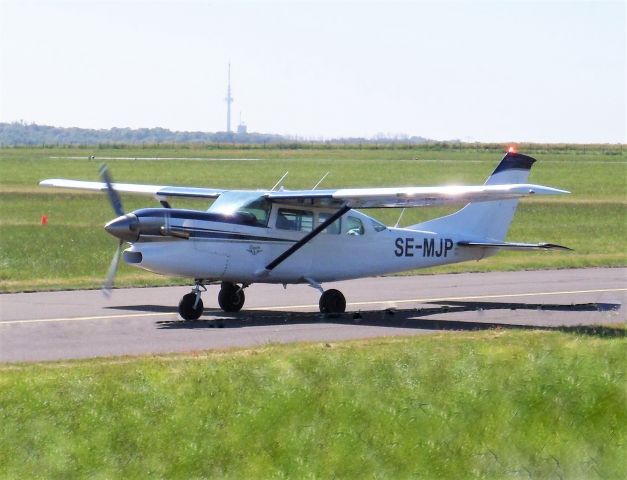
[318,212,341,234]
[276,208,313,232]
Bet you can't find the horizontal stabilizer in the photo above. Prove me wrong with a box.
[457,241,572,251]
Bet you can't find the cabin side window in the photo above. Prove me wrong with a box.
[346,216,364,236]
[276,208,313,232]
[318,212,341,234]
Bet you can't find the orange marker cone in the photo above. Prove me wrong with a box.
[41,214,48,225]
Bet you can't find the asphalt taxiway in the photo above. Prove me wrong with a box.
[1,268,624,363]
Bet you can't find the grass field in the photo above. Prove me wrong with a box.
[1,145,625,479]
[1,329,625,478]
[0,144,625,292]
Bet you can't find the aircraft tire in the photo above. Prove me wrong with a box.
[178,292,203,321]
[218,284,245,312]
[319,289,346,314]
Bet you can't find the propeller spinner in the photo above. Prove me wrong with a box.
[104,214,140,242]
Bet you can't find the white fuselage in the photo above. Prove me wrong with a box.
[124,205,485,284]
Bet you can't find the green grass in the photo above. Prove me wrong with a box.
[0,145,625,291]
[1,329,625,478]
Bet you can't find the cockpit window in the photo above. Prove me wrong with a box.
[238,197,271,227]
[346,216,364,236]
[371,218,387,232]
[276,208,313,232]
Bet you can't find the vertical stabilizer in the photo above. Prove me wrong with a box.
[410,152,536,241]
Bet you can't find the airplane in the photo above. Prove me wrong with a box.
[40,150,571,320]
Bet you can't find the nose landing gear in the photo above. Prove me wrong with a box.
[178,280,206,321]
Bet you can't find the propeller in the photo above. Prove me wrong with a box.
[102,240,123,297]
[99,164,125,296]
[99,164,124,217]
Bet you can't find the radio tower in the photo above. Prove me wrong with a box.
[225,62,233,133]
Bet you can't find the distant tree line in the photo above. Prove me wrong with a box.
[2,122,621,154]
[0,122,430,147]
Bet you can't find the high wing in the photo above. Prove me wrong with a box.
[266,183,569,208]
[39,179,225,199]
[40,179,568,208]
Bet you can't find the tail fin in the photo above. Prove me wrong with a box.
[410,152,537,241]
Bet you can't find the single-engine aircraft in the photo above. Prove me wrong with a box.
[40,151,571,320]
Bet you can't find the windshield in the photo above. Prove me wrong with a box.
[208,191,271,227]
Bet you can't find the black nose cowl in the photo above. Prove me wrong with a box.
[104,214,139,242]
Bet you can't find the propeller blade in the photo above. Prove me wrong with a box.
[99,164,124,217]
[102,240,122,297]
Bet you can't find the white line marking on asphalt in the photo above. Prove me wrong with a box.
[261,288,627,310]
[1,288,624,325]
[0,312,175,325]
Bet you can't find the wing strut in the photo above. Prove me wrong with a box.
[258,205,351,276]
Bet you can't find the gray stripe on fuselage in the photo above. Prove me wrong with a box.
[183,227,298,243]
[134,226,298,244]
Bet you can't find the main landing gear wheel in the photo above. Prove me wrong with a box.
[218,282,245,312]
[319,289,346,314]
[178,292,204,321]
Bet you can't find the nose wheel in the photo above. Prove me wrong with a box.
[319,289,346,314]
[178,281,206,321]
[178,293,204,320]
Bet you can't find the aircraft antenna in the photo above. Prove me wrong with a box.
[271,171,289,191]
[312,172,330,190]
[394,208,406,228]
[225,62,233,133]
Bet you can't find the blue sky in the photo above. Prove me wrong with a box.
[0,0,624,142]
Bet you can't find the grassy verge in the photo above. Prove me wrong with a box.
[1,329,625,478]
[0,145,624,292]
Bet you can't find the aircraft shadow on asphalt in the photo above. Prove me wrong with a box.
[107,300,624,338]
